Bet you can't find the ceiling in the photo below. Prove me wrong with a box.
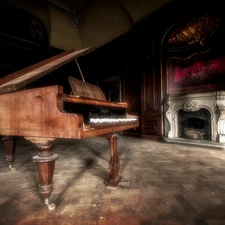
[41,0,176,49]
[6,0,176,50]
[45,0,175,24]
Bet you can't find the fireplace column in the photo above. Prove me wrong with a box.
[217,91,225,143]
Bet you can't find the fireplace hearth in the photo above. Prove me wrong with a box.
[164,91,225,148]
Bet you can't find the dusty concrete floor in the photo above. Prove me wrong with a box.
[0,135,225,225]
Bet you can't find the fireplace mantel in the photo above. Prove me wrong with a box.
[164,91,225,148]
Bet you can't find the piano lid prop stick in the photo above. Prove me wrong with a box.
[75,58,85,82]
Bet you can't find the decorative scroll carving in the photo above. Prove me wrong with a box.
[168,14,221,46]
[69,11,84,29]
[165,100,170,112]
[69,3,86,29]
[179,109,210,121]
[68,76,106,100]
[183,100,199,112]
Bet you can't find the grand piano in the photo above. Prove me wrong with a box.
[0,47,139,210]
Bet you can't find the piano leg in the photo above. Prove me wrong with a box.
[1,136,17,171]
[106,133,122,189]
[32,141,59,210]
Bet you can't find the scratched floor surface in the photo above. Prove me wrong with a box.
[0,135,225,225]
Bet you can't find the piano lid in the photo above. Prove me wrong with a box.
[0,46,94,94]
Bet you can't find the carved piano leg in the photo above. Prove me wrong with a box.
[1,136,17,171]
[106,133,122,189]
[32,141,59,210]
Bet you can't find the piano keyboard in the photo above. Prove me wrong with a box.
[90,117,138,124]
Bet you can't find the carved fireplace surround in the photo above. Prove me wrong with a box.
[164,91,225,149]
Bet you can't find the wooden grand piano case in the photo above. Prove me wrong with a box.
[0,47,139,210]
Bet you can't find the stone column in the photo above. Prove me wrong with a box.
[217,91,225,143]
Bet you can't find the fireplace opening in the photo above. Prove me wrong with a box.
[178,109,211,140]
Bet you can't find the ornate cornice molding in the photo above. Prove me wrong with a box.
[168,14,221,46]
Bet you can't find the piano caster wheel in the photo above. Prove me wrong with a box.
[9,164,16,171]
[44,198,56,211]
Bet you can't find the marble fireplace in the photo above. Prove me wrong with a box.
[164,91,225,148]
